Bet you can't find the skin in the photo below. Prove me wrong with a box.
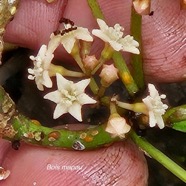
[0,0,185,185]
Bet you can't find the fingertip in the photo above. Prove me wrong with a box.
[1,141,148,185]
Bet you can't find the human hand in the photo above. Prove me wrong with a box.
[1,0,185,185]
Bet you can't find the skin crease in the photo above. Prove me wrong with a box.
[0,0,185,185]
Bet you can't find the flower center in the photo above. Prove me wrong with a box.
[60,89,77,106]
[32,60,44,78]
[152,98,167,115]
[107,24,124,41]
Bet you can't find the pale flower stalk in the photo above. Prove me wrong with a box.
[142,84,168,129]
[44,73,96,121]
[28,45,54,91]
[92,19,140,54]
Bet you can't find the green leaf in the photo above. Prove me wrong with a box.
[164,105,186,124]
[172,121,186,133]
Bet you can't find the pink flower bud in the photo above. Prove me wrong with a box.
[99,64,119,87]
[133,0,151,15]
[83,55,99,72]
[105,113,131,138]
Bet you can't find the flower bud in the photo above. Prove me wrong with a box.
[105,113,131,139]
[133,0,151,15]
[83,55,99,73]
[99,64,119,87]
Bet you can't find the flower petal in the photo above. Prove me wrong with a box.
[56,73,73,91]
[120,35,140,54]
[42,71,52,88]
[77,93,96,105]
[49,34,61,54]
[36,82,44,91]
[38,45,47,59]
[53,104,68,119]
[68,102,82,121]
[61,35,76,53]
[92,30,111,43]
[44,90,61,103]
[75,79,90,94]
[75,27,93,42]
[96,19,108,31]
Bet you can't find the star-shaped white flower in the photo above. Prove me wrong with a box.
[28,45,54,91]
[44,73,97,121]
[105,114,131,138]
[50,23,93,54]
[142,84,168,129]
[92,19,140,54]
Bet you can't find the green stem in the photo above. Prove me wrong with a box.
[87,0,104,19]
[130,5,145,89]
[112,52,139,96]
[71,41,86,73]
[92,44,114,75]
[0,86,120,150]
[130,129,186,183]
[89,77,99,95]
[97,85,106,97]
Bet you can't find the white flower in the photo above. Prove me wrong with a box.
[142,84,168,129]
[28,45,54,91]
[105,113,131,138]
[50,23,93,54]
[92,19,140,54]
[44,73,97,121]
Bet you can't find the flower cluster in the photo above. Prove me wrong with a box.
[27,18,140,126]
[27,18,168,139]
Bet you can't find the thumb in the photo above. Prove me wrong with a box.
[0,140,148,185]
[4,0,186,82]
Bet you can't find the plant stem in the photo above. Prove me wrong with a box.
[97,85,106,97]
[112,52,139,96]
[0,86,120,150]
[87,0,104,19]
[130,5,145,89]
[130,129,186,183]
[71,41,86,73]
[89,77,99,95]
[92,44,114,75]
[49,64,85,77]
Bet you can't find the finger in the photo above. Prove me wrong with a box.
[0,140,148,185]
[4,0,186,82]
[4,0,67,49]
[0,140,10,165]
